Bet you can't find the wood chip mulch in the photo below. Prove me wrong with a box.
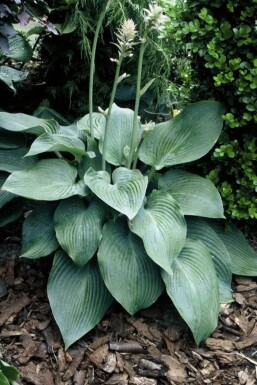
[1,230,257,385]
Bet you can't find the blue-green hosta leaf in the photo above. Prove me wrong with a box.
[0,148,37,172]
[99,104,143,166]
[0,112,60,135]
[162,238,220,345]
[77,112,106,140]
[25,133,86,158]
[186,217,232,303]
[0,65,27,92]
[139,101,225,170]
[159,169,224,218]
[7,34,32,62]
[0,359,20,383]
[98,217,164,315]
[0,200,23,227]
[33,106,71,126]
[84,167,148,220]
[207,220,257,276]
[129,190,187,275]
[54,197,106,267]
[47,250,113,349]
[2,159,88,201]
[0,174,16,209]
[0,129,26,149]
[21,204,59,259]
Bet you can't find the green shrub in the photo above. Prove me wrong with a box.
[161,0,257,222]
[1,2,257,350]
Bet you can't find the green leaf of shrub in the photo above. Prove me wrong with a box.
[26,133,86,158]
[47,250,113,349]
[139,101,225,170]
[129,190,186,275]
[186,217,232,303]
[0,112,60,135]
[159,169,225,218]
[99,104,143,166]
[21,204,59,259]
[84,167,148,219]
[54,197,106,267]
[207,220,257,276]
[162,238,220,345]
[0,372,9,385]
[2,159,88,201]
[0,148,37,172]
[98,217,164,315]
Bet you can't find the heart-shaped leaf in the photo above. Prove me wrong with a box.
[47,250,113,349]
[26,133,86,158]
[186,217,232,303]
[54,197,106,267]
[84,167,148,219]
[3,159,88,200]
[98,217,164,315]
[0,112,60,135]
[21,204,59,259]
[0,147,37,172]
[77,112,106,140]
[159,169,225,218]
[162,238,220,345]
[0,199,23,227]
[207,220,257,276]
[139,101,225,170]
[0,174,16,209]
[129,190,187,275]
[99,104,143,166]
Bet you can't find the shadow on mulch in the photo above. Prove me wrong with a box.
[1,228,257,385]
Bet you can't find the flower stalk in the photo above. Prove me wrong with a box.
[89,0,112,139]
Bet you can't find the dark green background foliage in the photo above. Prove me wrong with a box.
[162,0,257,223]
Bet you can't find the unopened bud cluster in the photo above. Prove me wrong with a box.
[111,19,137,63]
[143,3,169,32]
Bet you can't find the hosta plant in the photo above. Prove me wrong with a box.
[1,2,257,349]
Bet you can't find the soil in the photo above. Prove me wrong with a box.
[1,224,257,385]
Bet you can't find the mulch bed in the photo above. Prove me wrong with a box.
[1,227,257,385]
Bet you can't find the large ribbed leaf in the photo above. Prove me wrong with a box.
[0,199,23,227]
[0,65,27,92]
[98,217,164,315]
[84,167,148,219]
[0,129,26,149]
[77,112,106,140]
[162,238,220,345]
[0,359,20,383]
[129,190,187,275]
[186,217,232,303]
[47,251,113,349]
[207,220,257,276]
[0,148,37,172]
[2,159,88,200]
[99,104,143,166]
[0,112,60,135]
[54,197,105,267]
[139,101,225,170]
[7,34,32,62]
[26,133,86,158]
[159,169,224,218]
[21,204,59,259]
[0,174,16,209]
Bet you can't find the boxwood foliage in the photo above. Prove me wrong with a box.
[161,0,257,222]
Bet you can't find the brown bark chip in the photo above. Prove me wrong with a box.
[0,292,30,326]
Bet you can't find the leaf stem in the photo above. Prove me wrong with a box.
[127,30,148,169]
[89,0,111,139]
[101,59,123,171]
